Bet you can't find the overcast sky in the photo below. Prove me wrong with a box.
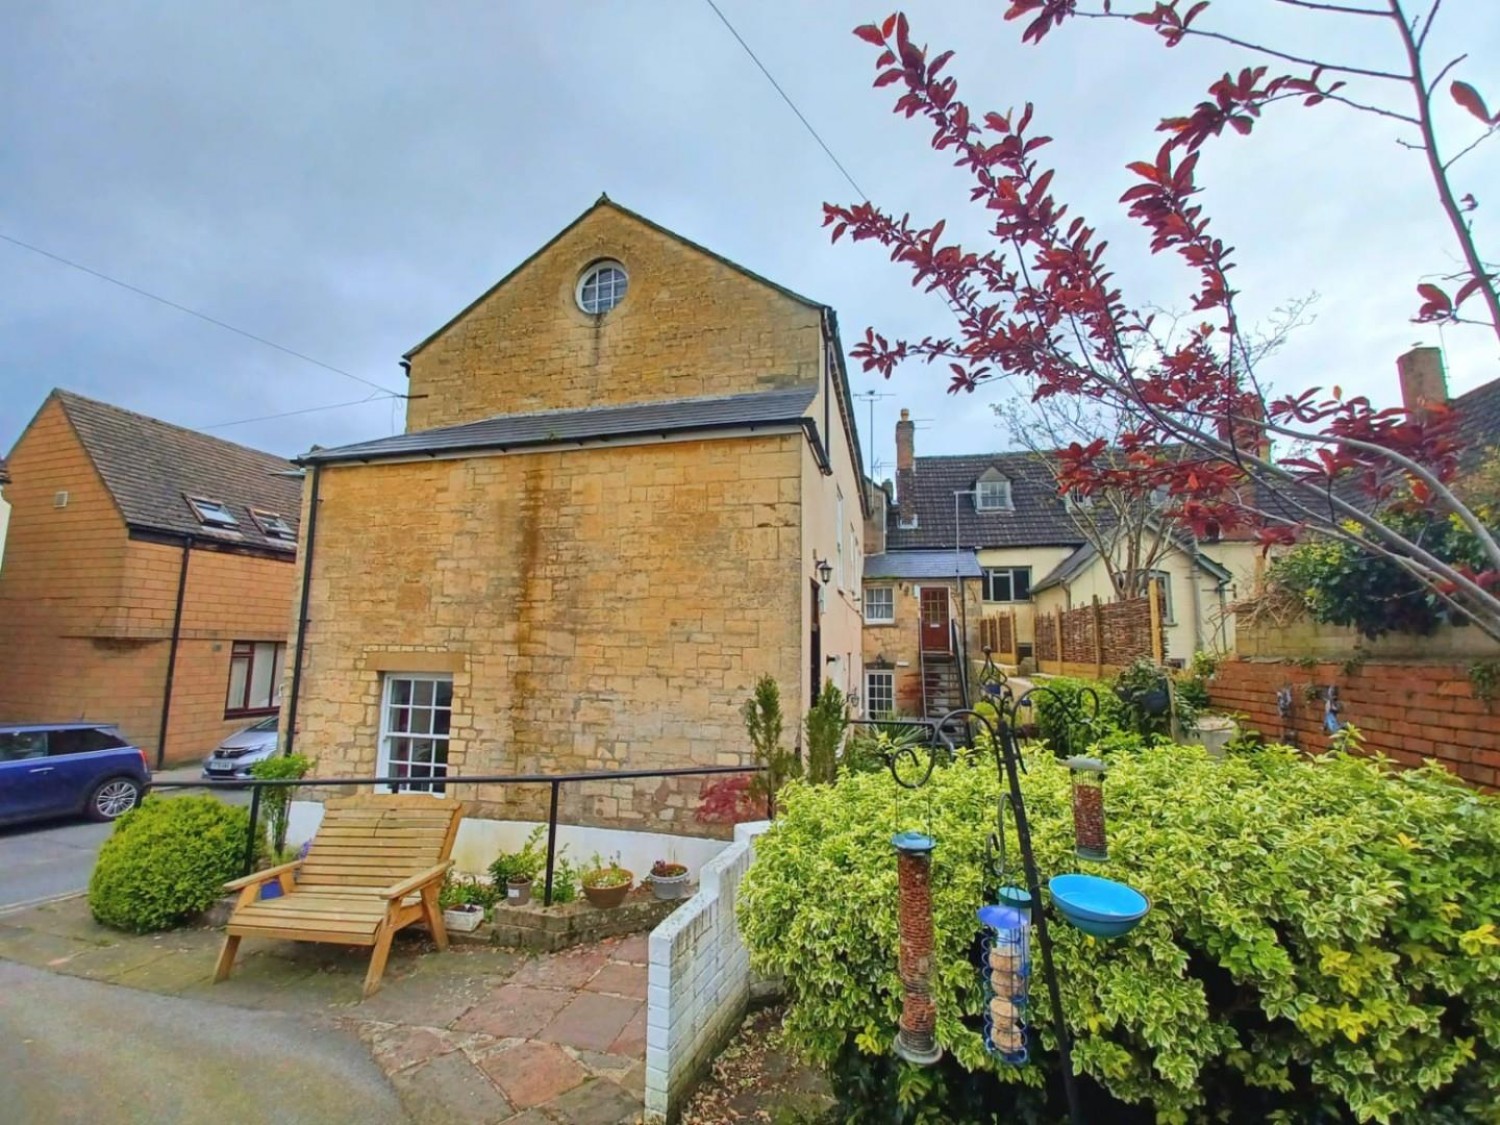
[3,1,1496,478]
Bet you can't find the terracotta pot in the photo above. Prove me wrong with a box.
[582,874,633,909]
[506,877,533,906]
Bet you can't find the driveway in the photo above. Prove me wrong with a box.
[0,959,410,1125]
[0,770,248,913]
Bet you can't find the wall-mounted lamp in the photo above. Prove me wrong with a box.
[815,556,834,585]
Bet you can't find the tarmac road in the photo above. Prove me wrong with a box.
[0,959,410,1124]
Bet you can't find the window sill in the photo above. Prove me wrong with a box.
[864,620,897,627]
[224,707,278,720]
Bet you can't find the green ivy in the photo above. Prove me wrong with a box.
[1267,509,1497,639]
[739,741,1500,1123]
[88,796,251,932]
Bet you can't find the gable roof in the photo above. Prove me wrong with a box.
[50,391,301,553]
[403,195,824,361]
[885,451,1086,551]
[1031,537,1232,595]
[300,386,820,465]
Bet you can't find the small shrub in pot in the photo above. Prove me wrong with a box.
[488,827,546,906]
[581,853,633,909]
[647,858,690,900]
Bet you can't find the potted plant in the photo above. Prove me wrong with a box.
[438,874,488,932]
[488,826,546,907]
[645,858,690,901]
[580,852,633,909]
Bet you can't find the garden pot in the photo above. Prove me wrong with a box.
[646,871,690,900]
[506,877,533,906]
[1137,686,1170,716]
[442,904,484,933]
[582,879,632,909]
[259,881,284,901]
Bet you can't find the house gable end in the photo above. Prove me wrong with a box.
[401,198,828,430]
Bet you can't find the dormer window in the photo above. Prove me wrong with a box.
[1066,489,1092,510]
[251,509,296,541]
[187,495,238,528]
[975,470,1012,511]
[576,260,628,314]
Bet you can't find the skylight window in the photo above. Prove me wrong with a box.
[187,495,239,528]
[251,509,296,541]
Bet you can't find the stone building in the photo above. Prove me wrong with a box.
[0,391,300,764]
[283,198,866,829]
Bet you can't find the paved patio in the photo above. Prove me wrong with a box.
[0,895,648,1124]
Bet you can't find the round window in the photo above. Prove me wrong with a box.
[576,261,628,314]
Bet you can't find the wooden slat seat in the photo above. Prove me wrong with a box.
[214,794,468,996]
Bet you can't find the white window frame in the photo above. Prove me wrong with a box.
[975,478,1012,511]
[377,673,454,794]
[865,670,895,718]
[576,261,628,314]
[982,567,1032,603]
[864,585,895,624]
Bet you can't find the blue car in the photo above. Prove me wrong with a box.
[0,722,151,826]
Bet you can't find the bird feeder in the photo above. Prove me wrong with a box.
[1066,756,1108,860]
[977,904,1030,1063]
[891,831,942,1066]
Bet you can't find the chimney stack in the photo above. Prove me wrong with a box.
[1398,346,1449,421]
[895,408,917,528]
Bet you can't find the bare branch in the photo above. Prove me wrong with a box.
[1443,128,1498,172]
[1076,8,1409,82]
[1274,0,1387,13]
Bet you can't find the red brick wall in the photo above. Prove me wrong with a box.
[1209,658,1499,790]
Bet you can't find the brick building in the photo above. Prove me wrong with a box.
[0,391,300,765]
[283,198,867,829]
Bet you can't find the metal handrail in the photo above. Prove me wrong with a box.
[152,763,765,904]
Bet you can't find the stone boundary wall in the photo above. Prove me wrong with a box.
[645,820,770,1123]
[1209,658,1499,789]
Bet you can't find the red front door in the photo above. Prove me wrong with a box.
[920,587,951,654]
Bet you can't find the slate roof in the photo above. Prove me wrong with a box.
[1453,377,1500,469]
[301,387,820,465]
[884,451,1086,551]
[863,550,983,580]
[53,390,301,553]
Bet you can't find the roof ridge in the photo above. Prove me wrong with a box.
[53,388,292,468]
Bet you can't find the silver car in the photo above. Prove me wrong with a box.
[201,716,279,781]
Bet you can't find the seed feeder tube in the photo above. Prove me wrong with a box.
[891,831,942,1066]
[977,904,1030,1063]
[1066,755,1108,861]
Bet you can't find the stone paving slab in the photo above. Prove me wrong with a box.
[0,894,652,1123]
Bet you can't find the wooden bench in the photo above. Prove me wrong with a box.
[214,794,468,997]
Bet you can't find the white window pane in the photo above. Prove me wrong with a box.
[248,644,277,709]
[226,657,248,711]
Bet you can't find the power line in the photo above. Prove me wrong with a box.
[0,231,404,397]
[198,393,400,431]
[701,0,869,201]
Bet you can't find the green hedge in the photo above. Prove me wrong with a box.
[88,796,250,932]
[739,741,1500,1123]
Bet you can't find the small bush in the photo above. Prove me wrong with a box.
[1027,675,1125,755]
[488,826,546,885]
[740,741,1500,1123]
[88,797,250,932]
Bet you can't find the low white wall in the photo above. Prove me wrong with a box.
[284,800,729,884]
[644,820,769,1123]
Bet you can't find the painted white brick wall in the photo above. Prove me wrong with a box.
[644,820,770,1122]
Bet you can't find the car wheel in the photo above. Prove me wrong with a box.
[87,777,143,822]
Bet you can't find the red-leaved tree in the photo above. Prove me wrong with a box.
[828,2,1500,637]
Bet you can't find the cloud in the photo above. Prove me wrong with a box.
[1,0,1495,478]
